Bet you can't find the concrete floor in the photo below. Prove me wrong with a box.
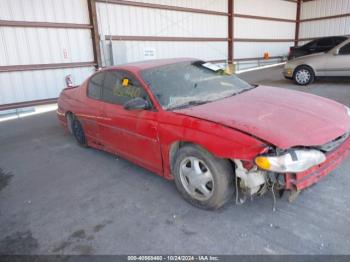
[1,65,350,255]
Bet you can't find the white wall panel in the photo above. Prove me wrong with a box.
[97,3,227,38]
[0,0,90,24]
[109,41,227,65]
[96,1,228,65]
[299,0,350,40]
[0,67,95,105]
[235,0,296,19]
[235,18,295,39]
[0,0,94,106]
[300,17,350,38]
[234,42,292,59]
[0,27,94,66]
[233,0,296,61]
[301,0,350,20]
[137,0,227,12]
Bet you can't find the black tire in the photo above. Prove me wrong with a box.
[71,116,87,146]
[173,144,234,210]
[293,65,315,86]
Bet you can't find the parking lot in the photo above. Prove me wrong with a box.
[1,65,350,255]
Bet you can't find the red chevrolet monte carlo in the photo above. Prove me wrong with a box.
[57,58,350,209]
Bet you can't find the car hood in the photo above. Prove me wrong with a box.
[174,86,350,149]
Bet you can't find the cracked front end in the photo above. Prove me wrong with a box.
[234,132,350,200]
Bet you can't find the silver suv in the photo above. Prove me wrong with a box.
[284,36,350,85]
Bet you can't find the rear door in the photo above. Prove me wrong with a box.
[98,70,163,175]
[323,42,350,76]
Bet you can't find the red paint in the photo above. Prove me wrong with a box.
[176,85,350,149]
[57,59,350,191]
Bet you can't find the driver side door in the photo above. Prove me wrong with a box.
[98,70,163,175]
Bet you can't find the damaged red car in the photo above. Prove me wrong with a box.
[57,58,350,209]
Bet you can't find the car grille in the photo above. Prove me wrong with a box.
[315,132,349,152]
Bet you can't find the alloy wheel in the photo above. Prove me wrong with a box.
[295,69,311,85]
[179,157,214,201]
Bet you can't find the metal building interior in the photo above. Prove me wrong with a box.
[0,0,350,257]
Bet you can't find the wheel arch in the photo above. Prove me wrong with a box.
[293,64,316,78]
[168,140,236,178]
[169,141,192,175]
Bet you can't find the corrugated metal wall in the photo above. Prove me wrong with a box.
[300,0,350,42]
[1,0,301,108]
[234,0,296,69]
[0,0,95,107]
[136,0,227,11]
[96,0,228,66]
[96,0,297,68]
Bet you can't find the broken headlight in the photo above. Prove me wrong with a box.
[255,149,326,173]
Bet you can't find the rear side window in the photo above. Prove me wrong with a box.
[88,72,105,99]
[339,43,350,55]
[303,40,317,49]
[316,38,333,47]
[101,71,149,105]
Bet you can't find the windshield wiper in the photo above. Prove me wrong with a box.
[170,100,208,110]
[226,85,258,98]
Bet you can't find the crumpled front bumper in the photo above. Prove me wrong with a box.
[285,137,350,190]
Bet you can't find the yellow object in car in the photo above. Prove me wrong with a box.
[122,78,129,87]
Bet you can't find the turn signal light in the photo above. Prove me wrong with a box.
[255,156,271,170]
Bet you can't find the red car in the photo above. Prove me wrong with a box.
[57,58,350,209]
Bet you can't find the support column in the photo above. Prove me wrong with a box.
[228,0,234,64]
[87,0,102,68]
[294,0,301,47]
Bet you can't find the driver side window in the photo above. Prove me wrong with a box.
[101,70,150,106]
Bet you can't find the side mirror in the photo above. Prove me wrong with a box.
[333,49,339,55]
[123,97,150,110]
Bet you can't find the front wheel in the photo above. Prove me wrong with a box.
[173,145,234,210]
[293,66,315,86]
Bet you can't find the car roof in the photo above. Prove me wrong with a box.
[313,35,350,40]
[104,58,197,73]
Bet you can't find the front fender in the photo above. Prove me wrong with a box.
[158,113,268,179]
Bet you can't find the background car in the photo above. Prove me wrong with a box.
[288,36,348,60]
[284,36,350,85]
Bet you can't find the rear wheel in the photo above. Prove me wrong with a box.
[293,66,315,86]
[173,145,234,210]
[71,116,87,146]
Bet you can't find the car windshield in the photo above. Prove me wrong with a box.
[141,61,254,110]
